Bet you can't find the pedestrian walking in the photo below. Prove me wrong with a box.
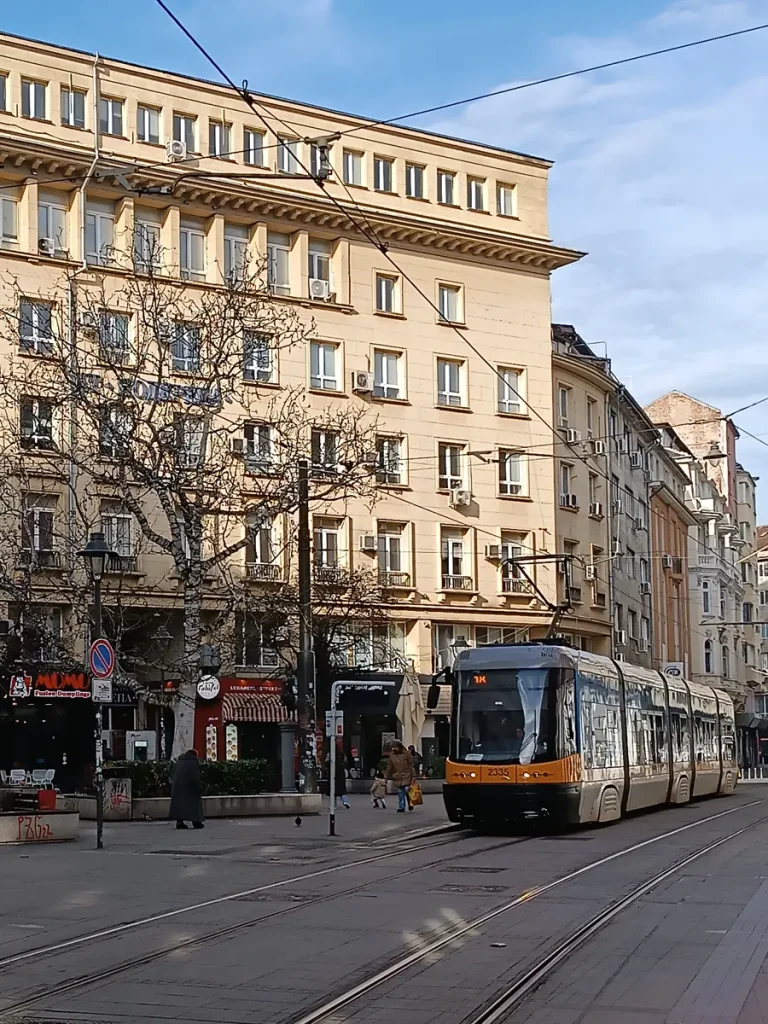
[408,744,423,776]
[370,769,387,809]
[387,741,415,812]
[169,749,205,830]
[332,740,350,809]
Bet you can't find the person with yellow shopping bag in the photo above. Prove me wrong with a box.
[387,742,415,812]
[409,778,423,807]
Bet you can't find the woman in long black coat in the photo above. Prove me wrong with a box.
[169,749,204,829]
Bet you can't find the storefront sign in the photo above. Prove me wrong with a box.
[9,674,32,698]
[197,676,221,700]
[662,662,685,677]
[123,378,220,408]
[92,677,114,703]
[32,671,90,699]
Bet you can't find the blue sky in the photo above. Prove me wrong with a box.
[6,0,768,509]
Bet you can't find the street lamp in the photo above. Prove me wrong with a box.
[151,625,173,759]
[77,530,114,850]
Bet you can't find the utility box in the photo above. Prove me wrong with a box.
[126,731,157,761]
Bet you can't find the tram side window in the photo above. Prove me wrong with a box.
[671,712,691,761]
[694,714,718,762]
[581,698,622,769]
[558,681,577,759]
[652,713,667,765]
[629,709,650,766]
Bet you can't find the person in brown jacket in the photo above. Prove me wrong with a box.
[387,742,415,812]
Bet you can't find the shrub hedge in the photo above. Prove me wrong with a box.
[103,759,271,798]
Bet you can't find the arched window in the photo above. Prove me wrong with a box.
[702,580,711,614]
[704,639,713,673]
[722,645,729,679]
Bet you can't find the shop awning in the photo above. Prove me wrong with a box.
[222,692,296,724]
[421,684,452,717]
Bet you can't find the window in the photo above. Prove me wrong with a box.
[498,450,524,496]
[341,149,363,185]
[558,386,569,426]
[436,358,464,407]
[102,506,133,561]
[500,532,528,593]
[756,694,768,716]
[237,616,279,667]
[137,105,160,144]
[759,561,768,578]
[267,232,290,294]
[133,214,161,271]
[173,113,196,151]
[467,177,485,211]
[720,585,727,619]
[743,602,753,624]
[378,523,408,585]
[497,367,522,414]
[438,443,464,490]
[243,331,274,383]
[99,97,123,136]
[375,273,399,314]
[310,341,339,391]
[311,429,338,476]
[172,322,201,373]
[586,397,597,438]
[244,128,264,166]
[372,622,407,669]
[722,644,730,679]
[1,196,17,248]
[22,496,55,553]
[704,640,713,674]
[373,349,402,399]
[608,409,618,437]
[376,436,403,485]
[20,399,55,450]
[313,518,341,569]
[208,119,232,157]
[21,79,47,120]
[19,301,53,356]
[180,218,206,280]
[628,609,638,641]
[99,404,131,458]
[589,473,598,509]
[625,488,635,520]
[641,617,650,650]
[98,311,130,362]
[441,528,470,588]
[85,200,115,265]
[405,163,424,198]
[0,74,6,111]
[437,284,462,324]
[278,137,300,174]
[437,170,455,205]
[762,624,768,641]
[497,183,516,217]
[560,463,574,506]
[38,191,68,254]
[640,558,649,585]
[308,238,331,287]
[224,224,249,282]
[61,87,86,129]
[177,416,205,468]
[702,579,711,613]
[373,156,393,192]
[245,520,275,567]
[242,423,273,473]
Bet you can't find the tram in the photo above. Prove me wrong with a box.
[439,641,738,827]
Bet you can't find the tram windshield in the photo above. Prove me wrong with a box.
[454,668,555,764]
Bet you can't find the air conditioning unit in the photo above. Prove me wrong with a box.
[662,554,673,570]
[485,544,502,560]
[558,417,569,429]
[612,499,623,515]
[630,451,643,469]
[640,581,651,595]
[359,535,377,553]
[592,440,606,456]
[568,494,578,508]
[166,139,187,163]
[309,278,330,300]
[450,488,472,508]
[78,311,98,331]
[352,370,374,393]
[615,629,627,647]
[230,437,244,454]
[584,564,597,581]
[39,237,55,255]
[565,428,582,444]
[590,501,604,518]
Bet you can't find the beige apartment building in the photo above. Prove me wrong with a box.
[0,34,582,772]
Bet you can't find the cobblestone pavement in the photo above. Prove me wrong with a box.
[1,790,768,1024]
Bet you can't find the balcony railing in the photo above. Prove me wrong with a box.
[501,576,532,594]
[698,554,715,565]
[315,564,344,585]
[20,549,62,569]
[442,574,474,591]
[379,570,411,589]
[105,554,138,574]
[246,562,283,582]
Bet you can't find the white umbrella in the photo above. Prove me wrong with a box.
[396,673,426,750]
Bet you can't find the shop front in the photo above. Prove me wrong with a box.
[419,682,452,772]
[326,671,405,779]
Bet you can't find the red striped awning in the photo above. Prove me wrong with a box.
[222,692,296,724]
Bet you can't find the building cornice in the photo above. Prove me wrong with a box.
[649,481,699,527]
[552,352,617,392]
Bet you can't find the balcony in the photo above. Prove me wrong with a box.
[501,577,532,594]
[379,570,412,589]
[246,562,283,582]
[698,554,715,566]
[20,549,62,570]
[105,554,139,574]
[314,565,345,586]
[442,574,474,591]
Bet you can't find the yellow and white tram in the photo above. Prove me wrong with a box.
[442,642,737,827]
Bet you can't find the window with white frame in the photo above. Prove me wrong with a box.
[373,156,393,192]
[640,557,649,584]
[238,617,280,668]
[761,561,768,578]
[500,531,528,593]
[242,422,273,472]
[99,404,131,458]
[376,435,403,485]
[38,192,68,255]
[99,97,123,136]
[137,105,160,144]
[586,397,597,438]
[722,644,730,679]
[224,223,249,281]
[244,128,265,166]
[628,608,638,641]
[310,341,339,391]
[0,74,6,112]
[438,443,465,490]
[22,496,56,560]
[180,218,206,280]
[405,163,425,198]
[313,518,342,569]
[373,349,402,399]
[378,522,409,585]
[341,149,363,185]
[173,113,197,151]
[436,357,464,407]
[311,428,339,476]
[756,693,768,715]
[589,473,599,509]
[19,301,53,356]
[375,273,400,314]
[1,195,17,249]
[433,623,469,670]
[497,183,517,217]
[372,622,407,670]
[498,450,524,496]
[557,385,569,426]
[208,119,232,157]
[437,170,455,205]
[720,584,727,619]
[467,176,486,211]
[497,367,522,414]
[85,199,115,265]
[702,579,711,613]
[61,87,86,129]
[20,398,55,449]
[21,79,46,120]
[308,238,332,288]
[98,311,130,363]
[278,137,300,174]
[172,322,201,373]
[177,416,205,468]
[133,211,162,271]
[101,504,133,561]
[245,518,275,567]
[267,232,290,294]
[641,616,650,650]
[243,331,274,383]
[560,463,574,506]
[437,283,462,323]
[441,527,471,588]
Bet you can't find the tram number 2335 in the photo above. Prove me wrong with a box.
[486,767,511,778]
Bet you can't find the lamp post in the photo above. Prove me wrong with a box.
[78,530,114,851]
[151,625,173,759]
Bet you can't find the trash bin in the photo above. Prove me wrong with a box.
[37,789,57,812]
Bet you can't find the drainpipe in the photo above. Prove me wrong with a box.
[605,390,616,660]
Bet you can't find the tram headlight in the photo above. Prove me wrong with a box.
[522,771,531,779]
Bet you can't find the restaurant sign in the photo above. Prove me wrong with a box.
[32,671,90,699]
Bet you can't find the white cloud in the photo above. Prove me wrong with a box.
[431,0,768,510]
